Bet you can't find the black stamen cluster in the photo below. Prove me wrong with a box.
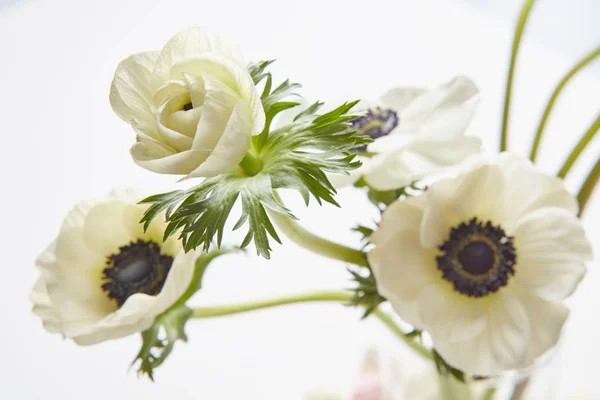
[436,218,516,298]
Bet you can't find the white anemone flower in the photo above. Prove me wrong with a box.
[368,153,593,375]
[30,190,198,345]
[110,27,265,179]
[330,76,481,190]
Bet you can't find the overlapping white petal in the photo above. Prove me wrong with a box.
[30,191,197,345]
[368,153,593,375]
[110,27,265,178]
[334,76,481,190]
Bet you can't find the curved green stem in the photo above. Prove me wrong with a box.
[268,209,369,268]
[577,157,600,217]
[557,113,600,178]
[191,290,432,361]
[501,0,537,152]
[482,387,496,400]
[372,308,433,360]
[530,46,600,162]
[192,290,351,318]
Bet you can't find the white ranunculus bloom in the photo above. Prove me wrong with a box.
[368,153,593,375]
[30,190,198,345]
[110,27,265,179]
[330,77,481,190]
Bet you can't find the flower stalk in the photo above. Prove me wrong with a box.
[239,152,263,176]
[577,157,600,217]
[530,46,600,162]
[268,209,369,268]
[557,112,600,178]
[501,0,537,152]
[191,290,432,361]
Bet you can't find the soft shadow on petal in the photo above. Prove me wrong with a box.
[82,201,133,255]
[153,250,198,313]
[30,276,61,334]
[131,143,206,175]
[110,51,159,128]
[512,207,591,301]
[185,100,252,178]
[498,154,578,230]
[519,293,569,364]
[371,197,425,249]
[371,231,439,302]
[433,290,530,375]
[380,87,426,112]
[170,54,264,134]
[419,178,458,249]
[418,283,486,342]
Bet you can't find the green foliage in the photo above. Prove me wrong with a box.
[141,61,370,259]
[433,349,466,383]
[352,224,375,249]
[361,180,428,210]
[347,267,386,319]
[132,249,236,380]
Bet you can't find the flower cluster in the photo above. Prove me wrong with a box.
[30,18,597,397]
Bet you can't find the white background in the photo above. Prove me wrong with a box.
[0,0,599,398]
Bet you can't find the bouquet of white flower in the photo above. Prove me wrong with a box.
[30,1,598,398]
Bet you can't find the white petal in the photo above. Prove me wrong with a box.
[152,79,188,108]
[156,93,195,150]
[418,178,458,249]
[185,100,252,178]
[82,201,133,255]
[388,294,424,329]
[152,27,245,88]
[152,250,198,312]
[169,54,264,135]
[370,196,425,249]
[512,207,591,301]
[380,87,426,112]
[30,276,61,334]
[418,283,485,342]
[399,76,479,139]
[497,154,578,229]
[131,143,206,175]
[433,290,530,375]
[54,228,103,269]
[110,51,159,131]
[370,231,439,302]
[61,201,95,231]
[363,151,424,191]
[190,73,239,151]
[520,294,569,364]
[407,136,482,168]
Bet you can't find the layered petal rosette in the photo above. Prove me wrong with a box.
[368,153,593,375]
[30,190,198,345]
[110,27,265,178]
[332,77,481,190]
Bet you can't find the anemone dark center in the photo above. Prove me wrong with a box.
[351,107,399,151]
[182,102,194,111]
[437,218,516,298]
[102,240,173,307]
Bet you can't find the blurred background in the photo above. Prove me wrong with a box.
[0,0,598,398]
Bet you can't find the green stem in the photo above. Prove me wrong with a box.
[501,0,537,152]
[372,308,433,361]
[239,152,263,176]
[192,290,351,318]
[482,387,496,400]
[268,209,369,268]
[530,46,600,162]
[190,290,432,361]
[557,113,600,178]
[577,157,600,217]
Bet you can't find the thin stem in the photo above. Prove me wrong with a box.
[501,0,537,152]
[577,157,600,217]
[192,290,352,318]
[557,113,600,178]
[372,308,433,360]
[530,46,600,162]
[190,291,432,361]
[268,209,369,268]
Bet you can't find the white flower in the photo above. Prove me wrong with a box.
[330,77,481,190]
[368,153,593,375]
[110,27,265,179]
[30,189,198,345]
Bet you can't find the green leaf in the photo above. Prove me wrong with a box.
[347,266,386,319]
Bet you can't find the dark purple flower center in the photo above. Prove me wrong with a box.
[102,240,173,307]
[351,107,399,151]
[437,218,516,298]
